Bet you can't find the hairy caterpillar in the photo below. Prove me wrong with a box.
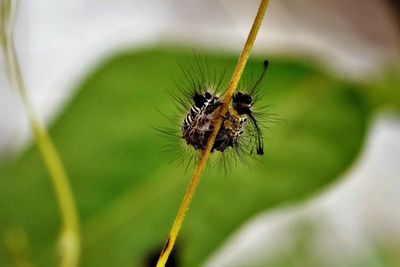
[160,56,270,170]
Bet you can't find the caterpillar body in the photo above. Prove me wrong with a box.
[161,57,270,169]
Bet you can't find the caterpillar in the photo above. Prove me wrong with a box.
[160,56,270,169]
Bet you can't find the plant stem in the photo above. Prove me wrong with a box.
[156,1,270,266]
[0,1,81,267]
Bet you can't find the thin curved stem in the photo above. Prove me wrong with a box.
[0,1,81,267]
[156,1,270,266]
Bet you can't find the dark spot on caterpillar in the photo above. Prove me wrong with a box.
[193,93,206,108]
[204,91,212,100]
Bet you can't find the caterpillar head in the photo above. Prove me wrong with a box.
[232,92,252,115]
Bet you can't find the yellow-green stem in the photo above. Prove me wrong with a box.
[1,1,81,267]
[156,1,269,266]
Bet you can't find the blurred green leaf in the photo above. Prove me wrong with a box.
[0,48,374,266]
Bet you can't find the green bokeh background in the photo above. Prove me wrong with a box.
[0,47,398,266]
